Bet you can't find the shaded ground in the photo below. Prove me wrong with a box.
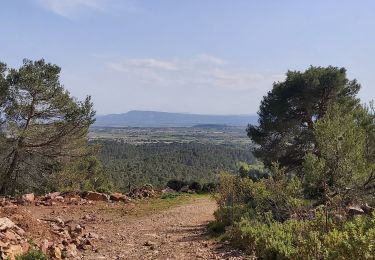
[28,195,244,259]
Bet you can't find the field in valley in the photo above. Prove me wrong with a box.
[89,126,251,145]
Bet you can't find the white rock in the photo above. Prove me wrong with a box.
[0,217,15,231]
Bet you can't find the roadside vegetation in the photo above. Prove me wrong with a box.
[212,66,375,259]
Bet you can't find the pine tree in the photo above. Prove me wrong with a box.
[0,59,95,194]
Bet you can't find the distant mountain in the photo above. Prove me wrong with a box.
[192,124,230,129]
[94,110,257,127]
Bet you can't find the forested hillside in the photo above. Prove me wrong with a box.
[97,140,255,191]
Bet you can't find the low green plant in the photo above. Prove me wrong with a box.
[188,181,202,191]
[215,167,307,225]
[233,212,375,259]
[202,182,218,192]
[160,192,181,199]
[15,249,47,260]
[208,220,227,234]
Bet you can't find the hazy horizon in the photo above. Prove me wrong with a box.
[96,109,257,116]
[2,0,375,115]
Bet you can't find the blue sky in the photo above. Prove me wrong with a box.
[1,0,374,115]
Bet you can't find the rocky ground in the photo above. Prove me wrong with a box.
[1,192,245,259]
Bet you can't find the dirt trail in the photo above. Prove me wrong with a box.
[30,196,244,259]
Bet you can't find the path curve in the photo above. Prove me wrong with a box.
[83,197,244,259]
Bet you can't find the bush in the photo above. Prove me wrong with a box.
[238,162,270,180]
[232,212,375,259]
[166,180,216,193]
[166,179,187,191]
[188,181,202,191]
[215,168,375,259]
[208,220,227,234]
[16,249,47,260]
[202,182,218,192]
[215,168,306,225]
[161,193,181,200]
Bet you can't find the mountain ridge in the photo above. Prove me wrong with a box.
[95,110,257,127]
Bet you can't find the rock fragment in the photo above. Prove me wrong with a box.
[0,218,15,231]
[85,192,110,202]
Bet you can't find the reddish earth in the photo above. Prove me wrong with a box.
[24,196,244,259]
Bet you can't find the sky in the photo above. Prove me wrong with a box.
[1,0,374,115]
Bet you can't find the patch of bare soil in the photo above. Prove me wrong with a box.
[28,197,244,259]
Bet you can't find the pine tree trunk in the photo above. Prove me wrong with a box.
[0,149,18,194]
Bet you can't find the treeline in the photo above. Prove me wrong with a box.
[213,66,375,259]
[96,140,255,192]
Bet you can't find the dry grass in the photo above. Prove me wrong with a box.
[98,193,211,217]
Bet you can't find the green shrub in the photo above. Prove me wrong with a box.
[213,168,375,259]
[16,249,47,260]
[231,213,375,260]
[208,220,227,234]
[215,169,307,225]
[166,179,187,191]
[188,181,202,191]
[202,182,217,192]
[238,162,270,180]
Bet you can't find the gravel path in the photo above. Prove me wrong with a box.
[31,196,245,259]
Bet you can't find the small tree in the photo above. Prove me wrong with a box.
[238,162,269,180]
[303,104,374,206]
[0,59,95,194]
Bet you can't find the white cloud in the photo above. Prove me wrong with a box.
[62,54,283,114]
[195,54,226,65]
[206,69,265,91]
[110,58,178,72]
[35,0,109,18]
[108,54,280,92]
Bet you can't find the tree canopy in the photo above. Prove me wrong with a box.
[0,59,95,194]
[247,66,361,173]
